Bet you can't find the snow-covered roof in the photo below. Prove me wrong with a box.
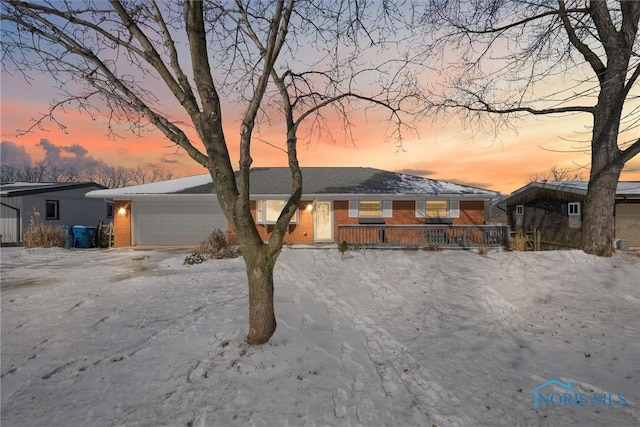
[86,167,499,199]
[86,174,213,198]
[1,182,106,197]
[504,180,640,205]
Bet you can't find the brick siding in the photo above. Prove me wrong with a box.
[238,199,487,245]
[113,200,131,247]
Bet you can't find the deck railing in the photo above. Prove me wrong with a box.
[337,224,509,249]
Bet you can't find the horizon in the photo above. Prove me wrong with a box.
[2,121,639,194]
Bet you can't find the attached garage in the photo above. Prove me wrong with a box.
[615,202,640,249]
[132,198,227,246]
[85,174,230,247]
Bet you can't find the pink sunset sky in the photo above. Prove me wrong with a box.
[2,70,639,195]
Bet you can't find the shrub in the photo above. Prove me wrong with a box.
[338,240,348,259]
[23,210,66,248]
[184,252,206,265]
[508,231,531,252]
[184,229,241,265]
[477,244,490,255]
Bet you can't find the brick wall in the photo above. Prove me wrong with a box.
[113,200,131,247]
[229,198,487,245]
[456,200,485,225]
[253,199,315,245]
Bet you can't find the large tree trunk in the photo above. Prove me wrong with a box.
[581,163,623,257]
[243,246,278,344]
[580,48,626,257]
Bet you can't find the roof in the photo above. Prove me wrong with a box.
[86,167,499,199]
[0,182,107,197]
[504,181,640,205]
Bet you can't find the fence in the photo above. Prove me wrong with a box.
[337,224,509,249]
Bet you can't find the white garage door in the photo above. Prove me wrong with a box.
[615,203,640,248]
[133,200,227,246]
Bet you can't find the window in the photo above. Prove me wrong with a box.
[348,200,392,218]
[107,203,114,218]
[568,202,581,216]
[515,205,524,216]
[45,200,59,220]
[426,201,448,218]
[255,200,298,224]
[415,200,460,218]
[359,201,382,217]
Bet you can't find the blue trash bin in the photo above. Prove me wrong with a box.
[72,226,98,248]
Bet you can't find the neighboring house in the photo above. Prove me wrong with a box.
[1,182,109,245]
[86,167,499,247]
[504,181,640,250]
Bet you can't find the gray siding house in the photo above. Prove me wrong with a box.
[1,182,109,245]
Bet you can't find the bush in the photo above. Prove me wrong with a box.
[508,231,532,251]
[338,240,348,259]
[23,210,66,248]
[477,244,490,255]
[183,252,206,265]
[184,229,241,265]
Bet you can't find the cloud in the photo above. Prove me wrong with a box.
[1,141,33,165]
[35,138,107,173]
[65,144,89,158]
[160,157,180,164]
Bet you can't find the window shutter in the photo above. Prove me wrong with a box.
[415,200,426,217]
[382,201,393,218]
[449,200,460,218]
[348,201,359,217]
[255,200,264,223]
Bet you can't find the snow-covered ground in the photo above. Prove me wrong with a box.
[1,247,638,427]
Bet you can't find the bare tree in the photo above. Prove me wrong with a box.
[2,1,420,344]
[420,0,640,256]
[530,165,585,183]
[1,161,173,187]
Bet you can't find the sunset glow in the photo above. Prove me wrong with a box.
[2,69,639,195]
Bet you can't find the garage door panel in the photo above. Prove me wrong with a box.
[615,203,640,248]
[133,201,227,246]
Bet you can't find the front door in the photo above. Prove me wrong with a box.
[314,201,333,242]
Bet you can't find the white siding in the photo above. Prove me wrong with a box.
[132,200,227,246]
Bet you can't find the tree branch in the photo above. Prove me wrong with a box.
[558,0,606,83]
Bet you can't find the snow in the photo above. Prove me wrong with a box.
[1,247,639,426]
[395,173,498,196]
[86,174,211,197]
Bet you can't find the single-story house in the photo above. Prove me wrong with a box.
[504,181,640,250]
[86,167,500,247]
[1,182,109,245]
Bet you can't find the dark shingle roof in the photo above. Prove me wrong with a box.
[1,182,107,197]
[86,167,499,198]
[504,181,640,205]
[246,167,497,195]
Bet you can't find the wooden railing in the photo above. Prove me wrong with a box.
[337,224,509,249]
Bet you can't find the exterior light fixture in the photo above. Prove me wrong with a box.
[306,203,314,212]
[118,206,127,216]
